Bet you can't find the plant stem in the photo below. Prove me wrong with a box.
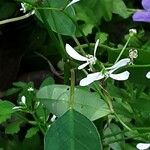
[69,69,75,109]
[115,36,131,63]
[32,112,46,135]
[104,132,149,146]
[35,51,63,79]
[73,36,86,55]
[104,126,150,139]
[114,112,132,131]
[75,43,116,52]
[127,8,141,12]
[38,9,66,60]
[0,10,35,25]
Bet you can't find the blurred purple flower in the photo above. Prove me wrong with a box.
[133,0,150,22]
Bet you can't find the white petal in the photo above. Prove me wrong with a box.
[78,62,89,70]
[94,39,99,57]
[20,3,26,13]
[66,44,88,61]
[110,71,130,81]
[146,71,150,79]
[21,96,26,105]
[66,0,80,8]
[107,58,130,71]
[136,143,150,150]
[51,115,57,122]
[12,106,22,110]
[28,87,34,91]
[79,72,104,86]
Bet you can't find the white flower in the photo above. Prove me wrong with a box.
[20,3,27,13]
[28,87,34,92]
[136,143,150,150]
[80,58,130,86]
[66,0,80,8]
[12,96,27,110]
[129,28,137,36]
[12,106,23,110]
[50,115,57,122]
[66,39,99,70]
[21,96,26,105]
[146,71,150,79]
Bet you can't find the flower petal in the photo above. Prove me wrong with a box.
[146,71,150,79]
[79,72,104,86]
[50,115,57,122]
[94,39,99,57]
[66,44,88,61]
[21,96,26,105]
[107,58,130,71]
[66,0,80,8]
[136,143,150,150]
[132,11,150,22]
[142,0,150,10]
[110,71,130,81]
[78,62,89,70]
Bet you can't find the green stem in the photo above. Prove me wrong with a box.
[35,51,63,79]
[75,43,116,52]
[32,112,46,135]
[73,36,86,55]
[104,132,149,146]
[104,126,150,139]
[36,7,61,11]
[38,9,67,60]
[114,112,132,131]
[15,113,37,125]
[115,36,131,63]
[69,69,75,109]
[127,8,142,12]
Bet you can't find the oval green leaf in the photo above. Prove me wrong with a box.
[45,109,102,150]
[36,85,110,121]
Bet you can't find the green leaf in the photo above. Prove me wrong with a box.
[25,127,39,138]
[75,0,113,36]
[0,100,15,123]
[4,88,20,97]
[112,0,131,18]
[45,109,102,150]
[36,85,110,121]
[36,0,76,36]
[99,0,113,21]
[13,81,28,88]
[104,123,125,150]
[5,121,23,134]
[96,32,108,44]
[40,76,55,88]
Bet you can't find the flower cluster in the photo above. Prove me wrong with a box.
[79,58,130,86]
[65,39,150,86]
[66,41,130,86]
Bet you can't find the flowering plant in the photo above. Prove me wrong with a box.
[0,0,150,150]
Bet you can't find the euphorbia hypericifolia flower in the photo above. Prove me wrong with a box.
[66,40,99,70]
[132,0,150,22]
[80,58,130,86]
